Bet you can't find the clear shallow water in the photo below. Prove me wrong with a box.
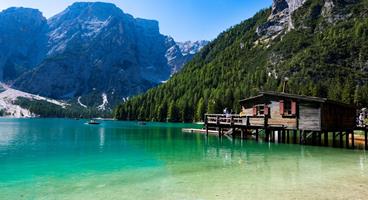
[0,119,367,200]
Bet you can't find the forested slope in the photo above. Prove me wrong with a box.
[115,0,368,122]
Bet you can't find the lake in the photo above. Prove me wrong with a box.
[0,118,367,200]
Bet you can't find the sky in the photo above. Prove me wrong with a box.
[0,0,272,41]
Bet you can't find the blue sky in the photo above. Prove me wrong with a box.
[0,0,272,41]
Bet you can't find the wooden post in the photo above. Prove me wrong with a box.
[277,130,281,143]
[293,130,297,144]
[265,129,270,142]
[206,125,209,137]
[287,130,290,144]
[364,128,368,150]
[312,132,316,146]
[232,127,236,139]
[299,130,303,144]
[255,129,259,142]
[345,131,349,149]
[263,115,268,142]
[332,132,336,147]
[324,131,328,147]
[218,127,221,138]
[351,131,354,149]
[282,130,286,143]
[339,131,343,148]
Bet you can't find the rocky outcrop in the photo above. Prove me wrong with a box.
[0,8,48,81]
[257,0,306,39]
[165,39,208,74]
[257,0,361,40]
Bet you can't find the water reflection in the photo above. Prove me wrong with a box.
[99,127,105,149]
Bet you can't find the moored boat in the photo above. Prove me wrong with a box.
[88,120,100,125]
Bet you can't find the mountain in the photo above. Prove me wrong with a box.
[0,2,206,111]
[13,2,168,106]
[165,38,209,74]
[115,0,368,122]
[0,7,48,81]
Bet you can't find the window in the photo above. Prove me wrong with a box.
[280,100,297,116]
[253,104,269,116]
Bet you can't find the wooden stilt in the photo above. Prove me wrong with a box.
[218,127,222,138]
[282,130,286,143]
[312,132,316,146]
[351,131,354,149]
[316,132,320,146]
[324,131,328,147]
[255,129,259,142]
[340,131,343,148]
[206,125,209,137]
[265,129,270,142]
[300,130,303,144]
[332,132,336,147]
[293,130,297,144]
[287,130,290,144]
[277,130,281,143]
[345,131,349,149]
[365,129,368,150]
[272,130,276,143]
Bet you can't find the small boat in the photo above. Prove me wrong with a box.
[138,121,147,125]
[88,120,100,125]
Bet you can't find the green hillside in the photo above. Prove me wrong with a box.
[115,0,368,122]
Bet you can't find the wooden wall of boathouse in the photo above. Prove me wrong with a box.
[320,102,356,131]
[239,92,356,131]
[241,100,297,129]
[298,102,321,131]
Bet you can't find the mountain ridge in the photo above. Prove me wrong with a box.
[0,2,208,110]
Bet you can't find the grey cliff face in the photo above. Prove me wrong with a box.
[257,0,306,39]
[165,39,208,74]
[9,2,206,107]
[256,0,359,40]
[15,2,169,100]
[0,7,48,81]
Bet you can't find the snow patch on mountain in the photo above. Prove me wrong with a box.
[177,40,209,56]
[77,96,88,108]
[97,93,109,110]
[0,83,68,118]
[165,38,209,74]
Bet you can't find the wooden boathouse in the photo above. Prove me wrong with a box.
[205,92,368,150]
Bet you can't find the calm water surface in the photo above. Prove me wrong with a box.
[0,118,367,200]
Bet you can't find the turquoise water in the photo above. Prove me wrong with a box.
[0,118,367,200]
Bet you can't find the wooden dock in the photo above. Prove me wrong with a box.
[203,114,368,150]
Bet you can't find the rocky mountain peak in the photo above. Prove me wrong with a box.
[0,7,48,81]
[0,7,46,30]
[0,2,207,109]
[257,0,306,39]
[165,39,208,74]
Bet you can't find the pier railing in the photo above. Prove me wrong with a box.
[205,114,268,128]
